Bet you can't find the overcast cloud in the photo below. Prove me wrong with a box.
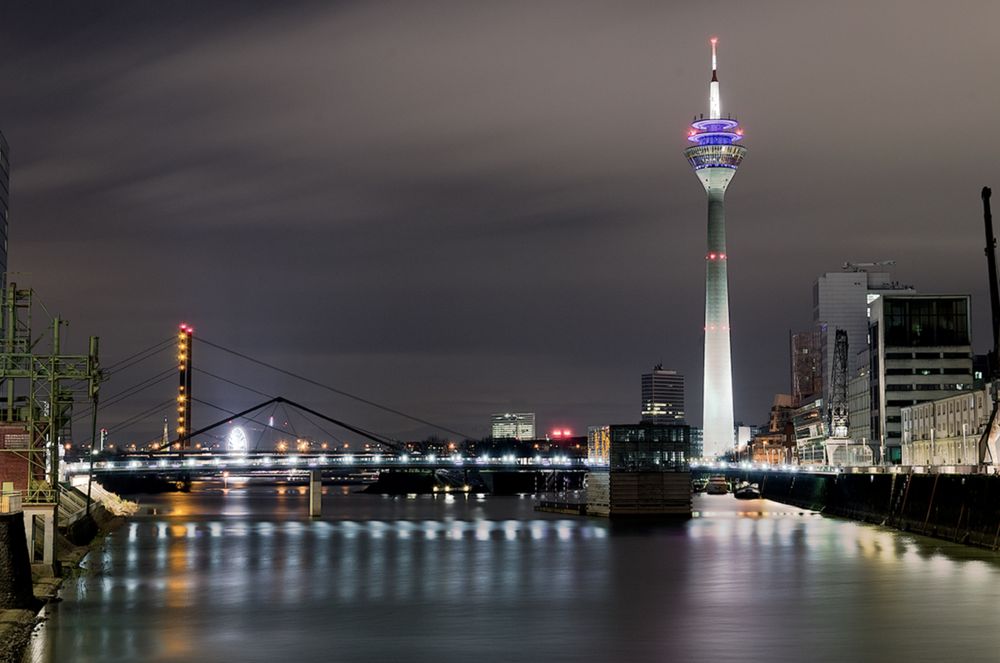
[1,1,998,443]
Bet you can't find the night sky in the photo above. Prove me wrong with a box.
[1,1,999,444]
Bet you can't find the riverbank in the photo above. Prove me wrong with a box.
[0,489,134,663]
[753,471,1000,551]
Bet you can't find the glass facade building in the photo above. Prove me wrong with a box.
[587,423,692,517]
[588,423,690,471]
[869,295,973,463]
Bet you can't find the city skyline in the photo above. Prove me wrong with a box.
[0,3,999,442]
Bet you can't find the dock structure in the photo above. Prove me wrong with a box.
[586,423,692,518]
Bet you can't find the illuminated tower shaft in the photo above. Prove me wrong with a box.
[684,38,746,458]
[177,324,193,448]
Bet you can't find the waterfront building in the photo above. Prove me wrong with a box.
[900,386,991,466]
[847,362,872,446]
[684,38,746,459]
[586,423,691,517]
[0,131,7,285]
[791,397,826,464]
[813,265,914,420]
[689,426,703,459]
[868,294,973,463]
[790,330,822,405]
[750,431,794,465]
[490,412,535,441]
[640,365,685,424]
[767,394,796,432]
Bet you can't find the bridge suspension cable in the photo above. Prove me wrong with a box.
[74,368,177,423]
[194,336,473,441]
[168,396,398,451]
[104,336,175,376]
[190,397,308,449]
[105,398,177,437]
[193,368,348,448]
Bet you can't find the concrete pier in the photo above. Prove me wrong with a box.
[0,513,36,609]
[309,470,321,518]
[21,504,57,573]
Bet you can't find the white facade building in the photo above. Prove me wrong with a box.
[901,386,991,466]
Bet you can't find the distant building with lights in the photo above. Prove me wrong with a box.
[490,412,535,441]
[641,365,685,424]
[587,422,692,517]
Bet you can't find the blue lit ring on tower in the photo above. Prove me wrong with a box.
[684,117,747,170]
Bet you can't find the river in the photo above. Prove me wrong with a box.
[20,483,1000,662]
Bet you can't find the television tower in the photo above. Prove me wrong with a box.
[684,38,747,458]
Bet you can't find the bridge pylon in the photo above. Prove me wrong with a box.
[177,324,192,449]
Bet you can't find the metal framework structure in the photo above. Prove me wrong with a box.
[979,187,998,468]
[830,329,849,439]
[0,282,101,504]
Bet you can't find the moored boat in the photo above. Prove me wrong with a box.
[733,481,761,499]
[705,476,729,495]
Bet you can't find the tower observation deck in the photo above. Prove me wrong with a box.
[684,38,747,458]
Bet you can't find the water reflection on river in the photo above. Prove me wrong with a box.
[22,484,1000,662]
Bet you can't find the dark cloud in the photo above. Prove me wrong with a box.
[1,1,998,443]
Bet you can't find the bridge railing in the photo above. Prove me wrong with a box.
[62,453,590,475]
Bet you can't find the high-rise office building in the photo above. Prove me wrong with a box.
[684,38,746,459]
[868,294,973,463]
[0,130,8,283]
[641,365,685,425]
[790,330,822,405]
[813,265,914,417]
[490,412,535,441]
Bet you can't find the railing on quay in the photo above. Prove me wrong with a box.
[690,460,999,476]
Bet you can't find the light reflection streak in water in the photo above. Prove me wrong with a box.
[22,491,1000,662]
